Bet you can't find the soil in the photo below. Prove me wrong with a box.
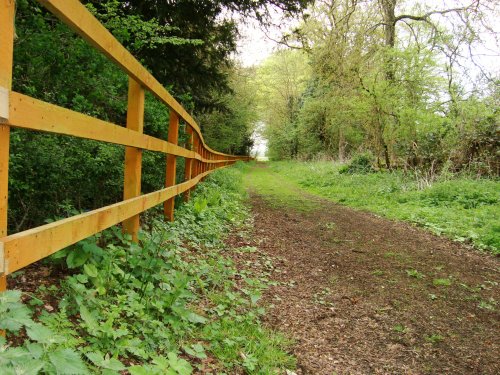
[232,165,499,375]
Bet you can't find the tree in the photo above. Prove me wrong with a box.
[88,0,312,112]
[257,0,498,172]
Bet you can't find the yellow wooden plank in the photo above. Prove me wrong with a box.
[0,0,15,294]
[122,78,145,242]
[164,112,179,221]
[36,0,239,159]
[0,0,14,91]
[189,135,201,196]
[2,168,225,275]
[183,127,194,202]
[8,92,195,159]
[8,92,233,164]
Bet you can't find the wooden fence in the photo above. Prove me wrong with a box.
[0,0,251,292]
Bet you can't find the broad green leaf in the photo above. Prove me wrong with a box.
[66,250,90,269]
[86,351,126,371]
[128,366,153,375]
[171,306,207,324]
[75,274,88,284]
[14,360,45,375]
[250,292,262,305]
[83,264,98,278]
[0,302,32,332]
[0,290,22,304]
[182,343,206,359]
[26,343,44,359]
[167,352,192,374]
[26,323,63,345]
[48,348,89,375]
[79,305,98,332]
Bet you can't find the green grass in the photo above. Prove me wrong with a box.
[264,161,499,254]
[243,163,320,211]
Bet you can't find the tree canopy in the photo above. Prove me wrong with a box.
[255,0,498,175]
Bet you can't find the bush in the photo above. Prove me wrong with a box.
[339,153,375,174]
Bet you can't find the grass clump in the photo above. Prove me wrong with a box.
[433,278,452,287]
[0,163,295,374]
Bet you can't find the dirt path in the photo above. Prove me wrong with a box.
[239,164,499,374]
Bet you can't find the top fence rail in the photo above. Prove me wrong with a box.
[0,0,251,290]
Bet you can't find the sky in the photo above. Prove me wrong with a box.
[235,8,295,67]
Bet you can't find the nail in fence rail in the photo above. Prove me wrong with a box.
[0,0,251,297]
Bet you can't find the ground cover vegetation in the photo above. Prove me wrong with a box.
[1,165,297,374]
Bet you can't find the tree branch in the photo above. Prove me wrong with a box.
[394,1,479,24]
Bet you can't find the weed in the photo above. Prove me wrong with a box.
[425,334,445,344]
[372,270,385,276]
[393,324,408,333]
[313,288,334,307]
[478,298,497,311]
[406,269,425,279]
[324,222,336,229]
[433,278,452,287]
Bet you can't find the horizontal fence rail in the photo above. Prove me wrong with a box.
[0,0,251,292]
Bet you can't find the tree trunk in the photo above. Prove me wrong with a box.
[381,0,397,81]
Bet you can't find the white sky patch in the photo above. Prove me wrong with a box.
[250,121,268,158]
[234,8,296,67]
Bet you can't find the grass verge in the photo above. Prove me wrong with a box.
[264,161,499,254]
[0,162,295,374]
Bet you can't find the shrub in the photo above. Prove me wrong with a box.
[339,153,375,174]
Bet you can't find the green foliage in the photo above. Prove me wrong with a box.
[197,66,257,155]
[255,1,498,176]
[339,153,375,174]
[0,292,90,374]
[406,269,425,280]
[1,167,295,373]
[0,290,33,332]
[424,334,445,344]
[433,278,452,287]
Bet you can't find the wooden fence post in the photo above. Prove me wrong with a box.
[201,149,206,180]
[164,111,179,221]
[0,0,15,294]
[189,133,200,196]
[183,126,193,202]
[122,78,144,242]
